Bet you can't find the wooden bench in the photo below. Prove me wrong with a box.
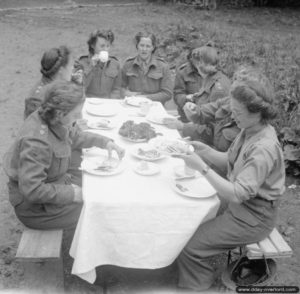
[245,228,293,259]
[16,228,64,292]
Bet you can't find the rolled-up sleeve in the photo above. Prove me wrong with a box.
[233,146,275,202]
[18,138,75,205]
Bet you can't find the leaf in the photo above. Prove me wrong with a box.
[280,127,297,141]
[284,145,300,161]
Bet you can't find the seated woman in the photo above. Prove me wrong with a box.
[174,69,285,292]
[122,32,172,105]
[73,29,122,99]
[24,46,73,118]
[173,44,230,122]
[3,80,124,231]
[165,66,254,151]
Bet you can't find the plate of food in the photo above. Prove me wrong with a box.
[86,98,104,105]
[172,177,216,198]
[124,96,152,107]
[119,120,160,143]
[87,119,115,130]
[133,161,160,176]
[131,144,165,161]
[146,114,176,125]
[81,156,125,176]
[85,103,118,117]
[149,138,194,156]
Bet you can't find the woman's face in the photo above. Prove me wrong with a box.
[94,37,111,55]
[137,37,154,61]
[59,56,74,81]
[60,103,83,126]
[230,97,261,129]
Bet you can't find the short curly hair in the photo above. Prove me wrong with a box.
[231,70,277,123]
[38,80,84,125]
[87,29,114,55]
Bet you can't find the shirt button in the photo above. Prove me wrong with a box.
[40,130,45,135]
[41,125,46,129]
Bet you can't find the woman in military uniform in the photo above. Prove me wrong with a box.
[174,70,285,292]
[122,32,172,105]
[24,46,74,118]
[174,45,230,122]
[72,29,122,99]
[3,81,124,230]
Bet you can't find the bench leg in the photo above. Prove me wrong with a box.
[22,258,64,292]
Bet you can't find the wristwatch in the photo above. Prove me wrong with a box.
[201,165,210,176]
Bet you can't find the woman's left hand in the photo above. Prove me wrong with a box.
[106,141,125,160]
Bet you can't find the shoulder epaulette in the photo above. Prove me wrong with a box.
[125,56,136,62]
[178,62,189,70]
[78,55,89,60]
[109,55,119,62]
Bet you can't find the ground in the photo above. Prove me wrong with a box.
[0,1,299,293]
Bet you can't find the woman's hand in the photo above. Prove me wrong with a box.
[173,151,205,171]
[106,141,125,160]
[124,90,142,97]
[72,184,83,203]
[189,141,211,156]
[183,102,197,121]
[186,94,194,102]
[162,117,183,130]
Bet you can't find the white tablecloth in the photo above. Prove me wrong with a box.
[70,99,220,283]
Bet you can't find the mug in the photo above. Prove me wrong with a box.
[99,51,109,63]
[139,101,152,116]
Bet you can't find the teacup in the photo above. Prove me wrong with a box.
[139,101,152,116]
[99,51,109,63]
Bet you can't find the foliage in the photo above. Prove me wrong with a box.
[143,21,300,175]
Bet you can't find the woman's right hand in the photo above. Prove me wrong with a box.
[189,141,211,156]
[183,102,197,121]
[72,184,83,203]
[162,117,183,130]
[124,90,142,97]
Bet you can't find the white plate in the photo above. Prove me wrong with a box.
[172,177,216,198]
[146,114,175,125]
[131,144,166,161]
[149,138,194,156]
[87,119,115,130]
[133,161,160,176]
[85,104,118,117]
[86,98,104,105]
[119,134,148,143]
[124,96,152,107]
[81,156,125,176]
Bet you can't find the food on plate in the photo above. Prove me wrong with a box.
[151,139,191,155]
[137,161,149,171]
[137,148,161,159]
[94,119,110,128]
[94,158,119,172]
[119,120,159,141]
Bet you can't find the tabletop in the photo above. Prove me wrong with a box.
[69,98,220,283]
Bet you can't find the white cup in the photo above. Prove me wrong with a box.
[98,51,109,63]
[139,101,152,116]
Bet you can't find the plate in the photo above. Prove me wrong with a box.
[133,161,160,176]
[124,96,152,107]
[131,144,166,161]
[172,177,216,198]
[119,134,148,143]
[87,119,115,130]
[85,104,118,116]
[81,156,125,176]
[86,98,104,105]
[149,138,194,156]
[146,114,176,125]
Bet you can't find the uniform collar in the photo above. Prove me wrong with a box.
[185,62,200,76]
[244,123,268,140]
[133,55,158,69]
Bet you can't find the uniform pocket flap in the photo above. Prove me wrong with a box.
[105,68,119,78]
[53,145,71,158]
[148,71,163,79]
[126,71,139,77]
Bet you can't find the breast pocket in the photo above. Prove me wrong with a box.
[47,146,71,182]
[147,71,163,93]
[126,71,141,91]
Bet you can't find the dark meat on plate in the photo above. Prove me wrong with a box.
[119,120,158,140]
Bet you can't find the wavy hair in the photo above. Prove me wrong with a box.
[134,32,157,53]
[38,80,84,125]
[87,29,114,55]
[231,70,277,123]
[40,46,71,80]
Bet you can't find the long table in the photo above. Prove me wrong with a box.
[69,99,220,283]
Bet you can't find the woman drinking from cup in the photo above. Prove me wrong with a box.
[73,29,122,99]
[174,69,285,292]
[122,32,173,105]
